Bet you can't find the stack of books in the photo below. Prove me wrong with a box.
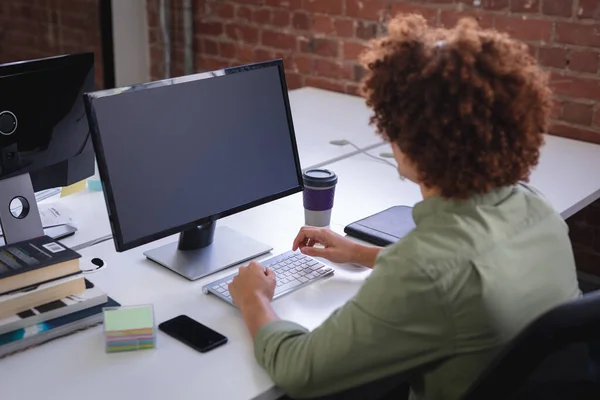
[0,235,118,358]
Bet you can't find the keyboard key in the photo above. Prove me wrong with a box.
[298,277,308,283]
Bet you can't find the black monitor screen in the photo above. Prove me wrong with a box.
[86,61,302,250]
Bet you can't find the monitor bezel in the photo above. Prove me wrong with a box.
[84,59,304,252]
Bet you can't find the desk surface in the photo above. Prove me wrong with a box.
[288,87,383,169]
[4,89,600,400]
[339,133,600,222]
[0,200,368,400]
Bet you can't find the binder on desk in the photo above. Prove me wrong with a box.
[344,205,416,246]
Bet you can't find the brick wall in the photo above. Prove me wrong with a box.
[0,0,104,89]
[148,0,600,145]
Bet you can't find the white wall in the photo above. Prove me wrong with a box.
[111,0,149,86]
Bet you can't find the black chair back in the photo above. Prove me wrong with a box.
[461,291,600,400]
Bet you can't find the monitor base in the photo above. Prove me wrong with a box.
[143,226,273,281]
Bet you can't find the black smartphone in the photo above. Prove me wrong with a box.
[158,315,228,353]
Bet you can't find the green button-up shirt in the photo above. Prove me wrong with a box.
[254,184,581,399]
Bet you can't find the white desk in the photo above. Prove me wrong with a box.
[4,89,600,400]
[0,200,369,400]
[288,87,384,169]
[324,133,600,223]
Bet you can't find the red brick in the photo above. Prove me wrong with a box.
[551,98,563,119]
[494,16,553,42]
[346,0,390,21]
[353,64,367,81]
[303,0,343,15]
[549,122,600,143]
[313,59,353,80]
[312,15,334,34]
[440,10,494,29]
[273,51,295,68]
[226,24,259,43]
[265,0,303,9]
[198,21,224,36]
[255,48,275,61]
[292,12,310,30]
[215,3,235,19]
[231,0,263,4]
[594,106,600,127]
[305,76,346,93]
[466,0,509,10]
[356,21,378,40]
[292,54,313,74]
[562,101,594,126]
[345,83,361,96]
[551,72,600,101]
[236,44,255,63]
[570,50,600,73]
[300,37,339,57]
[542,0,573,17]
[253,9,271,25]
[391,3,438,26]
[219,41,236,59]
[334,18,355,37]
[578,0,600,20]
[199,57,231,71]
[262,30,297,50]
[538,47,569,69]
[511,0,541,13]
[285,72,303,90]
[272,10,291,27]
[556,22,600,48]
[236,6,252,22]
[343,41,368,61]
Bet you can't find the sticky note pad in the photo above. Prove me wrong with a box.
[61,180,86,197]
[103,305,156,353]
[104,307,153,331]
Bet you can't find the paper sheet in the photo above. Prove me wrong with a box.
[0,203,74,236]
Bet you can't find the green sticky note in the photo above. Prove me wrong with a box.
[104,306,154,332]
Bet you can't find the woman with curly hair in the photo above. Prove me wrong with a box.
[228,14,581,400]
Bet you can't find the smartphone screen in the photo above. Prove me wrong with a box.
[158,315,228,353]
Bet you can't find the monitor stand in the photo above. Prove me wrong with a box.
[143,221,273,281]
[0,173,45,244]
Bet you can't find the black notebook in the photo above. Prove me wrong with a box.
[344,205,416,246]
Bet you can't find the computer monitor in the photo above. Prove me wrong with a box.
[84,60,303,281]
[0,53,96,244]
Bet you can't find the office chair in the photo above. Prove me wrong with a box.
[460,290,600,400]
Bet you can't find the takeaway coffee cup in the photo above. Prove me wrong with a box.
[302,168,338,227]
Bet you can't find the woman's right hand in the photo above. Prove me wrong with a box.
[292,226,361,264]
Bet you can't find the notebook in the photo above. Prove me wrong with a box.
[344,205,416,246]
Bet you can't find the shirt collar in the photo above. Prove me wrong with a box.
[412,185,516,225]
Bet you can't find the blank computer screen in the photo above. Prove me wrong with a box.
[90,65,301,247]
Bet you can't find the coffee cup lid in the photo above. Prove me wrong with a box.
[302,168,338,188]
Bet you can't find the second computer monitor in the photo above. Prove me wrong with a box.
[85,60,303,280]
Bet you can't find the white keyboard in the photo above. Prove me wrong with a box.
[202,250,334,306]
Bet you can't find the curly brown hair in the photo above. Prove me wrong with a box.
[359,14,553,199]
